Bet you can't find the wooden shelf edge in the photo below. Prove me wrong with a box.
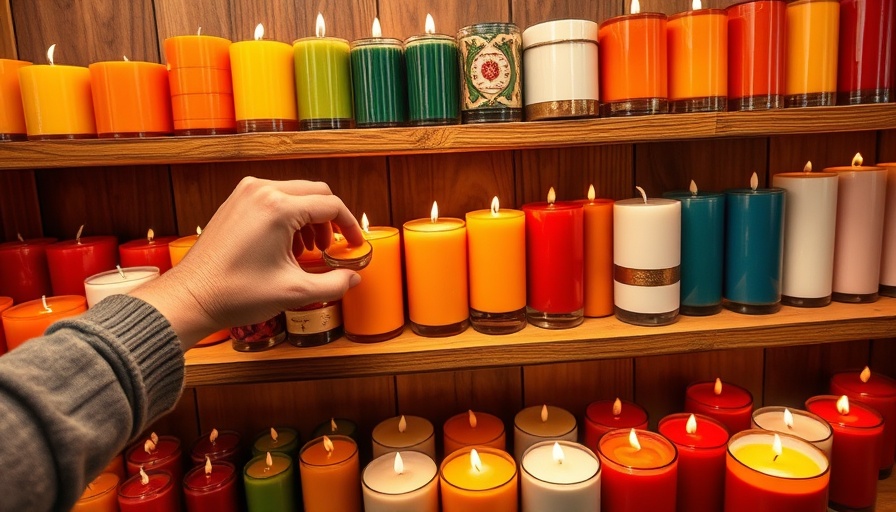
[2,104,895,171]
[183,298,896,387]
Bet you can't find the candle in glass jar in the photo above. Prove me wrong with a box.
[0,59,31,141]
[577,186,614,318]
[685,378,754,434]
[190,428,242,466]
[456,22,523,123]
[520,441,600,512]
[785,0,841,107]
[584,398,649,452]
[251,426,300,459]
[830,367,896,477]
[312,417,359,443]
[72,471,119,512]
[299,435,362,512]
[183,459,239,512]
[0,237,56,304]
[372,415,436,460]
[294,13,353,130]
[727,0,786,110]
[362,451,439,512]
[405,14,460,125]
[439,447,518,512]
[350,18,407,128]
[667,3,727,113]
[751,406,833,458]
[118,469,179,512]
[84,266,159,308]
[513,405,578,462]
[18,45,96,139]
[1,295,87,350]
[125,434,184,487]
[658,413,728,512]
[597,428,678,512]
[443,410,506,457]
[45,233,119,297]
[838,0,895,104]
[89,58,172,137]
[244,452,297,512]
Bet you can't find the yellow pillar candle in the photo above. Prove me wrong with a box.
[785,0,840,107]
[18,44,96,139]
[293,13,354,130]
[0,59,31,141]
[230,23,298,132]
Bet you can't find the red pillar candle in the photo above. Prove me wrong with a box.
[685,378,753,434]
[1,295,87,351]
[0,296,11,354]
[830,366,896,477]
[118,469,180,512]
[45,233,118,296]
[89,58,173,137]
[657,413,729,512]
[805,395,884,510]
[837,0,895,104]
[521,188,584,329]
[119,230,178,274]
[0,237,56,304]
[190,428,242,466]
[597,428,678,512]
[183,459,239,512]
[583,398,648,453]
[577,186,614,318]
[443,410,506,457]
[125,434,184,490]
[727,0,786,111]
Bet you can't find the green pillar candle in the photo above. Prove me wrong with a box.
[243,452,296,512]
[405,16,459,125]
[350,19,407,128]
[293,14,353,130]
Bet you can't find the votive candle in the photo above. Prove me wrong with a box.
[520,441,601,512]
[597,428,678,512]
[299,435,362,512]
[230,24,298,132]
[685,379,754,434]
[658,413,729,512]
[443,410,506,457]
[372,415,437,460]
[293,14,353,130]
[440,447,518,512]
[362,451,439,512]
[513,405,578,462]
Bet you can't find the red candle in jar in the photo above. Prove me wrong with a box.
[837,0,895,104]
[830,367,896,476]
[0,237,56,304]
[727,0,786,110]
[658,413,729,512]
[183,460,239,512]
[126,435,184,489]
[685,378,753,434]
[45,234,118,296]
[190,429,242,466]
[583,398,648,452]
[597,428,678,512]
[806,395,884,510]
[118,469,180,512]
[119,230,178,274]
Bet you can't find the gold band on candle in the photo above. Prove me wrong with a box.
[525,100,598,120]
[614,265,680,287]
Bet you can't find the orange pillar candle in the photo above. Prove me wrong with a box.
[439,447,518,512]
[89,58,172,138]
[72,472,120,512]
[465,197,526,335]
[169,229,230,346]
[727,0,786,111]
[785,0,841,107]
[667,3,728,113]
[443,410,506,457]
[577,185,614,317]
[299,435,362,512]
[0,59,31,141]
[0,296,12,354]
[164,32,236,135]
[230,23,298,132]
[1,295,87,351]
[402,202,469,337]
[597,428,679,512]
[598,1,668,116]
[18,45,96,139]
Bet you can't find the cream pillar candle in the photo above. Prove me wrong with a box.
[879,162,896,297]
[613,187,681,326]
[751,406,833,459]
[771,162,839,307]
[520,441,601,512]
[372,415,437,460]
[84,266,160,308]
[513,405,578,462]
[362,452,439,512]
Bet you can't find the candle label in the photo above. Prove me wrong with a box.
[285,303,342,335]
[458,25,522,111]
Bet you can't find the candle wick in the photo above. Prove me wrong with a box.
[773,454,779,462]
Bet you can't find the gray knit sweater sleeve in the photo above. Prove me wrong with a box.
[0,294,184,512]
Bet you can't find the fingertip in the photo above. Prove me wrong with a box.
[349,272,361,288]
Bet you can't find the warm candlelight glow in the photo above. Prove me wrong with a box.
[547,187,557,205]
[631,0,642,15]
[468,409,478,428]
[588,184,596,201]
[330,418,338,432]
[541,404,549,422]
[197,26,202,36]
[425,13,435,34]
[41,295,51,313]
[265,451,273,468]
[686,414,697,434]
[372,17,382,38]
[147,228,155,243]
[16,233,23,242]
[714,377,723,395]
[470,448,483,472]
[491,196,500,215]
[628,428,642,451]
[803,161,812,173]
[613,398,622,416]
[430,201,439,223]
[123,55,129,62]
[398,415,407,433]
[689,180,698,196]
[254,23,264,41]
[772,434,782,460]
[210,428,219,443]
[852,153,863,167]
[636,186,647,203]
[144,439,156,454]
[205,456,212,475]
[750,172,759,191]
[270,427,278,442]
[393,452,404,475]
[139,467,149,485]
[150,432,159,445]
[693,0,702,9]
[361,213,370,233]
[837,395,850,415]
[860,366,871,383]
[316,13,326,38]
[783,408,794,429]
[323,435,335,455]
[47,44,56,65]
[196,226,202,236]
[552,442,565,464]
[75,225,84,244]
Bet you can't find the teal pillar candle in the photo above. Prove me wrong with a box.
[724,179,785,314]
[664,186,725,316]
[350,36,407,127]
[293,15,353,130]
[404,30,460,125]
[243,452,296,512]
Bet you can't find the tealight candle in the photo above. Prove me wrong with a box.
[312,417,359,444]
[772,162,839,307]
[0,237,56,304]
[294,13,353,130]
[685,378,754,434]
[118,469,179,512]
[522,188,584,329]
[168,229,229,346]
[299,435,362,512]
[513,405,578,462]
[597,429,678,512]
[251,426,300,459]
[584,398,649,452]
[404,14,460,125]
[751,406,833,458]
[0,297,11,354]
[785,0,841,107]
[443,410,506,457]
[520,441,600,512]
[84,266,160,308]
[577,186,614,318]
[45,232,118,297]
[403,202,469,337]
[667,2,727,113]
[183,459,239,512]
[658,413,728,512]
[465,197,526,334]
[362,451,439,512]
[830,367,896,477]
[881,161,896,297]
[439,447,518,512]
[0,59,31,140]
[89,57,172,137]
[726,0,786,110]
[244,452,297,512]
[125,434,184,487]
[456,22,523,123]
[838,0,895,104]
[190,428,242,466]
[1,295,87,350]
[72,472,119,512]
[372,415,437,460]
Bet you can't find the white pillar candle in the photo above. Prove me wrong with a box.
[879,163,896,296]
[362,451,439,512]
[772,165,839,306]
[514,405,578,462]
[84,266,160,308]
[751,406,833,459]
[521,441,600,512]
[371,415,437,460]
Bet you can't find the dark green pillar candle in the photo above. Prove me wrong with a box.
[350,37,407,127]
[404,33,460,125]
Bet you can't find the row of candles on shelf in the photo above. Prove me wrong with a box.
[74,369,896,512]
[1,155,895,352]
[0,0,894,141]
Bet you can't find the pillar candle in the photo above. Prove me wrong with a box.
[658,413,728,512]
[244,452,297,512]
[751,406,833,458]
[0,237,56,304]
[881,162,896,296]
[299,436,361,512]
[727,0,786,110]
[830,367,896,476]
[1,295,87,351]
[163,33,236,135]
[18,45,96,139]
[405,14,460,125]
[362,451,439,512]
[827,155,887,302]
[685,379,754,434]
[84,266,160,308]
[521,189,584,329]
[0,296,11,354]
[251,427,300,459]
[312,417,359,444]
[45,235,118,297]
[577,187,614,318]
[838,0,895,104]
[119,231,178,274]
[613,190,680,326]
[294,13,353,130]
[521,19,599,120]
[372,415,436,460]
[598,4,668,116]
[456,22,523,123]
[72,472,119,512]
[183,460,239,512]
[513,405,578,462]
[351,18,407,128]
[168,231,229,346]
[805,395,883,510]
[465,197,526,334]
[772,164,839,306]
[584,399,649,453]
[443,410,506,457]
[663,183,724,316]
[520,441,600,512]
[117,470,179,512]
[190,429,242,466]
[785,0,841,107]
[724,174,785,314]
[126,435,184,487]
[0,59,31,141]
[724,430,830,512]
[403,203,469,337]
[597,428,678,512]
[667,6,727,113]
[230,23,298,132]
[89,59,172,137]
[439,447,518,512]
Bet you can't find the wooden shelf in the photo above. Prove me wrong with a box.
[183,297,896,387]
[880,474,896,512]
[1,103,895,171]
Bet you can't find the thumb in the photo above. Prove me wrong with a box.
[294,269,361,306]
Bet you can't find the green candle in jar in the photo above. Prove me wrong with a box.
[350,18,407,128]
[243,452,297,512]
[404,14,460,125]
[293,13,354,130]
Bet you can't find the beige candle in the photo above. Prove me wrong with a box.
[879,162,896,297]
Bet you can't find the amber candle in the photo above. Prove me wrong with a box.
[89,59,173,138]
[785,0,841,107]
[727,0,786,111]
[18,45,96,139]
[1,295,87,351]
[0,59,31,141]
[667,4,727,113]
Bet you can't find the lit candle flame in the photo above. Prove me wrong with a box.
[265,451,273,468]
[16,233,23,242]
[361,213,370,233]
[330,418,338,432]
[636,186,647,203]
[197,26,202,36]
[714,378,723,395]
[613,398,622,416]
[150,432,159,445]
[803,161,812,173]
[689,180,698,196]
[123,55,129,62]
[837,395,850,415]
[628,429,641,451]
[210,428,219,443]
[116,265,126,279]
[552,442,565,464]
[852,153,863,167]
[430,201,439,223]
[631,0,641,14]
[470,448,483,472]
[147,228,155,243]
[323,435,335,455]
[41,295,52,313]
[316,13,326,38]
[541,404,549,423]
[394,452,404,474]
[491,196,500,215]
[692,0,702,9]
[468,410,478,428]
[254,23,264,41]
[75,225,84,244]
[47,44,56,65]
[587,184,596,201]
[547,187,556,205]
[750,172,759,191]
[399,415,407,433]
[139,467,149,485]
[425,13,435,34]
[783,409,794,429]
[270,427,278,442]
[772,434,782,461]
[144,439,156,454]
[860,366,871,383]
[372,17,382,38]
[686,414,697,434]
[205,456,212,475]
[196,226,202,236]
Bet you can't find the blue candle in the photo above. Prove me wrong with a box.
[724,173,785,314]
[664,181,725,315]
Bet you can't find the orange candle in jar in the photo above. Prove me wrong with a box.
[18,45,96,139]
[299,435,362,512]
[440,447,518,512]
[0,296,12,354]
[667,4,727,113]
[168,230,229,346]
[89,59,172,137]
[0,59,31,141]
[577,186,614,317]
[1,295,87,351]
[72,472,119,512]
[785,0,840,106]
